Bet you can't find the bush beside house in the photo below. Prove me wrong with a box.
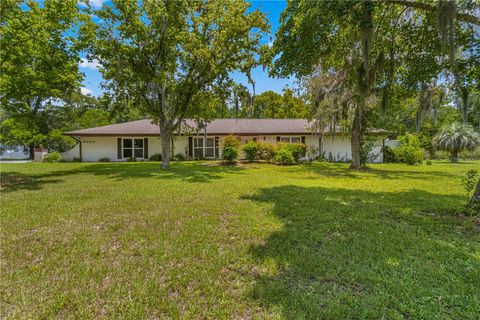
[221,135,241,162]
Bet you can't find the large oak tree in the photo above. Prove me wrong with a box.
[94,0,268,169]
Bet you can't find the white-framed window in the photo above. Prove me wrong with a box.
[123,138,144,158]
[280,136,301,143]
[193,137,215,158]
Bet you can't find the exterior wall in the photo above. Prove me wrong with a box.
[321,135,352,162]
[61,144,80,161]
[80,136,119,162]
[77,136,189,162]
[74,134,390,163]
[147,136,189,158]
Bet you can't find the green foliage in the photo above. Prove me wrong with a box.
[434,122,480,162]
[98,157,111,162]
[0,0,92,149]
[221,136,241,162]
[94,0,267,168]
[360,138,377,165]
[278,143,306,162]
[173,153,186,161]
[461,169,479,203]
[383,146,397,163]
[242,141,260,161]
[221,147,239,162]
[149,154,162,162]
[273,148,296,165]
[42,152,64,163]
[394,134,423,165]
[127,157,137,162]
[258,142,277,162]
[221,136,241,149]
[240,89,309,119]
[426,160,432,165]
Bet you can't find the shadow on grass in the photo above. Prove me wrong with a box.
[243,186,479,319]
[0,171,63,193]
[0,162,245,193]
[288,162,459,180]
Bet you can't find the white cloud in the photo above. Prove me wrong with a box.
[81,87,93,95]
[79,58,100,70]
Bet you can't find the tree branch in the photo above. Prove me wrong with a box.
[386,0,480,25]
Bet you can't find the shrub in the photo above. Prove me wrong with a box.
[383,146,397,163]
[222,146,239,162]
[127,157,137,162]
[273,148,296,165]
[242,141,260,161]
[98,157,111,162]
[360,139,377,164]
[281,143,306,161]
[258,142,277,162]
[426,160,432,165]
[72,157,81,162]
[173,153,185,161]
[221,135,240,162]
[149,153,162,161]
[394,134,423,165]
[222,135,241,149]
[42,152,64,163]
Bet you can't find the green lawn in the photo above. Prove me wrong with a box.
[1,161,479,319]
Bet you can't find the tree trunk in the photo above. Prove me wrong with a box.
[451,150,458,163]
[160,128,170,169]
[350,105,362,169]
[468,178,480,213]
[29,145,34,160]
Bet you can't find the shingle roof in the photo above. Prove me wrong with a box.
[64,118,316,136]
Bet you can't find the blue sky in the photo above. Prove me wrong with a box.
[79,0,292,97]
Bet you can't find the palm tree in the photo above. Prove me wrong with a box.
[433,123,480,163]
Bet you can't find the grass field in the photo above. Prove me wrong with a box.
[1,161,479,319]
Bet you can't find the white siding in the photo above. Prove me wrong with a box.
[76,134,388,163]
[78,136,189,162]
[80,137,119,162]
[61,144,80,161]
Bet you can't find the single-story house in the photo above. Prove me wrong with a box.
[63,118,395,162]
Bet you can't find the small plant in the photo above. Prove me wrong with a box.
[221,135,240,162]
[173,153,185,161]
[273,148,296,165]
[149,153,162,161]
[426,160,432,165]
[42,152,64,163]
[394,134,423,165]
[305,145,321,161]
[382,146,396,163]
[72,157,81,162]
[280,143,306,161]
[258,142,277,162]
[461,169,479,214]
[360,138,377,165]
[98,157,111,162]
[221,147,239,162]
[127,157,137,162]
[242,141,260,161]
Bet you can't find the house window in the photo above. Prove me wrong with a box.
[193,137,215,158]
[280,136,301,143]
[123,138,144,158]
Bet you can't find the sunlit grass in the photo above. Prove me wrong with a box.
[1,161,479,319]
